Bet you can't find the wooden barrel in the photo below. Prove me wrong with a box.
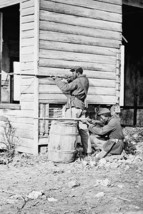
[48,120,78,163]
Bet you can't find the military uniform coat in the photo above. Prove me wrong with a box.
[55,75,89,110]
[88,115,124,155]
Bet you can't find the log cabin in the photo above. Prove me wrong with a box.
[0,0,143,154]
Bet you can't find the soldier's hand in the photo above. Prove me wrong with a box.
[92,120,103,125]
[81,118,88,124]
[87,117,92,123]
[62,78,68,83]
[50,75,56,80]
[81,118,91,126]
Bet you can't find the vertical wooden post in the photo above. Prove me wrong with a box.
[133,70,138,126]
[39,103,46,136]
[115,49,120,104]
[33,0,39,155]
[120,45,125,107]
[45,103,49,135]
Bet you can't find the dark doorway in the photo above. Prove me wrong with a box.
[0,4,20,103]
[122,5,143,126]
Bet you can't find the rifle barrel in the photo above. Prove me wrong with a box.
[0,73,67,78]
[35,117,84,121]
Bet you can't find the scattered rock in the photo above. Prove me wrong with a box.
[82,160,88,166]
[110,162,120,169]
[138,180,143,186]
[94,179,111,187]
[6,198,18,204]
[27,191,43,199]
[117,184,124,189]
[124,165,130,171]
[48,197,58,202]
[101,178,111,186]
[89,160,97,167]
[53,170,64,174]
[98,158,106,166]
[95,192,105,198]
[68,180,80,188]
[10,194,21,200]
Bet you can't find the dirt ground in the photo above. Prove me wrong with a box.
[0,127,143,214]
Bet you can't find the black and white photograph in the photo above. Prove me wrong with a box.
[0,0,143,213]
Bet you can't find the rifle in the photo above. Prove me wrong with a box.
[35,117,84,121]
[35,117,102,124]
[0,72,71,79]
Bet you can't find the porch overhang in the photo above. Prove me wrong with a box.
[0,0,20,9]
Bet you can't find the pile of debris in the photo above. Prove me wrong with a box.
[123,127,143,142]
[123,127,143,155]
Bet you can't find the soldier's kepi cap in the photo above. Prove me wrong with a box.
[98,108,110,115]
[70,67,83,74]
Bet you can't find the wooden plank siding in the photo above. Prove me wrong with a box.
[20,0,35,110]
[0,108,34,154]
[45,0,121,14]
[17,0,37,153]
[39,0,122,104]
[0,0,38,154]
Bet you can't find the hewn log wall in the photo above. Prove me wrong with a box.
[39,0,122,105]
